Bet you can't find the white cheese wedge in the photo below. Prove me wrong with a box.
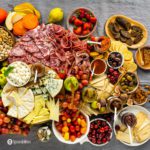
[46,78,63,97]
[7,105,18,118]
[1,84,34,119]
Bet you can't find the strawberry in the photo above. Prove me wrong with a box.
[69,16,76,24]
[74,18,83,26]
[79,13,85,19]
[85,13,91,20]
[82,29,90,35]
[73,26,82,35]
[90,17,97,24]
[83,22,91,30]
[79,8,85,14]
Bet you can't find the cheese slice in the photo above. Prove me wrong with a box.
[46,78,63,97]
[116,130,134,144]
[90,74,107,85]
[7,105,18,118]
[18,105,29,119]
[135,112,148,129]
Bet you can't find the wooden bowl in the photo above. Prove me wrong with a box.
[0,25,16,62]
[105,14,148,49]
[67,7,97,39]
[135,46,150,70]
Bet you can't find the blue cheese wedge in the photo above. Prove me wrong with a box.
[45,78,63,98]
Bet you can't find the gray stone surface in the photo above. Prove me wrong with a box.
[0,0,150,149]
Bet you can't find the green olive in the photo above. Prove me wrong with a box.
[121,77,126,82]
[128,87,135,91]
[122,85,128,90]
[127,75,133,81]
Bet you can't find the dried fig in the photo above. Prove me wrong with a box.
[126,38,133,46]
[113,23,120,32]
[116,17,131,31]
[131,26,142,33]
[120,36,127,43]
[120,29,131,38]
[134,34,143,44]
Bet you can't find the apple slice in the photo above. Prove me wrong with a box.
[5,11,16,30]
[12,12,26,24]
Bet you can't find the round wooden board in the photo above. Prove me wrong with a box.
[105,14,148,49]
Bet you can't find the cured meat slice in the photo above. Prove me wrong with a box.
[8,24,90,75]
[9,47,26,57]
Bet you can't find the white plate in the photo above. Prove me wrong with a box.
[113,105,150,146]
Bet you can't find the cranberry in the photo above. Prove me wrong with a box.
[102,138,107,143]
[94,124,98,129]
[91,138,96,144]
[97,139,101,144]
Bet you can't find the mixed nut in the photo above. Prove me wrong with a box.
[0,27,14,61]
[108,17,144,46]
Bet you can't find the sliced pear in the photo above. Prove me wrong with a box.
[12,13,26,24]
[5,12,16,30]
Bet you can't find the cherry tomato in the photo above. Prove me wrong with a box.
[0,113,5,119]
[3,117,10,123]
[13,125,20,132]
[1,128,9,134]
[0,118,3,125]
[70,125,75,133]
[0,100,3,107]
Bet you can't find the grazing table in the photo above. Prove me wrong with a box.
[0,0,149,150]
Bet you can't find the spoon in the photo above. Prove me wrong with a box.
[127,125,133,144]
[34,69,38,83]
[138,49,144,66]
[90,65,96,81]
[87,40,101,45]
[114,107,117,121]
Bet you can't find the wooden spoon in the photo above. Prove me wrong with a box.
[138,49,144,66]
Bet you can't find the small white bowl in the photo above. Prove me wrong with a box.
[90,59,107,76]
[107,52,124,69]
[52,112,90,144]
[6,61,31,87]
[83,118,113,146]
[113,105,150,146]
